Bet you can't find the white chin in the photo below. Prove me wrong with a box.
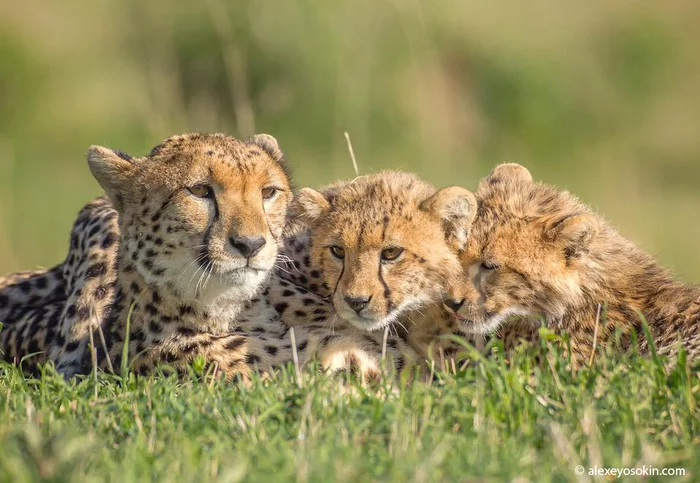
[338,297,429,332]
[175,265,270,305]
[338,311,392,332]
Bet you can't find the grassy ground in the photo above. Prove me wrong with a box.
[0,338,697,482]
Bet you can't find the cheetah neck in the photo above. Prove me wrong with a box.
[110,250,254,336]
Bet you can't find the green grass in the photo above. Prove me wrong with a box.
[0,340,698,482]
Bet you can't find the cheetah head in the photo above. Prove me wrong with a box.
[293,171,476,332]
[87,133,292,306]
[443,163,600,334]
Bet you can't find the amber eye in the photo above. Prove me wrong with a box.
[381,247,404,261]
[188,184,213,199]
[329,246,345,260]
[261,186,278,200]
[481,261,500,270]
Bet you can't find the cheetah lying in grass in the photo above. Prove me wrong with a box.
[0,133,416,380]
[443,163,700,367]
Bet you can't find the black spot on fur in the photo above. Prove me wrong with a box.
[115,150,133,161]
[86,262,107,279]
[224,337,246,351]
[88,224,101,238]
[178,327,196,337]
[102,232,117,249]
[246,354,261,364]
[65,340,81,352]
[132,328,146,342]
[95,285,107,300]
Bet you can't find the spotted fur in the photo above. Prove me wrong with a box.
[0,134,415,380]
[278,172,482,364]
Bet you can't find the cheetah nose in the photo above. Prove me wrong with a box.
[444,298,465,313]
[344,295,372,314]
[230,235,266,258]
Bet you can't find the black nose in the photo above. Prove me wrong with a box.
[444,298,465,313]
[230,235,266,258]
[344,295,372,314]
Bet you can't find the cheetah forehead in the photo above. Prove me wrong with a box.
[139,133,290,190]
[317,171,443,248]
[476,180,592,229]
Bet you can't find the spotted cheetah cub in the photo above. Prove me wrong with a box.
[443,163,700,366]
[282,171,482,359]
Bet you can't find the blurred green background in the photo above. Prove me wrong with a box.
[0,0,699,279]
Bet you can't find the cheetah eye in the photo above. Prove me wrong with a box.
[329,246,345,260]
[381,247,403,262]
[261,186,279,200]
[481,261,500,270]
[188,184,213,199]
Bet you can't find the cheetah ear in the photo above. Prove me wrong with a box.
[291,188,332,225]
[421,186,477,250]
[546,214,598,260]
[87,145,137,210]
[249,133,283,162]
[479,163,532,190]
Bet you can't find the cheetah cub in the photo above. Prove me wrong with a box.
[281,171,484,360]
[444,163,700,367]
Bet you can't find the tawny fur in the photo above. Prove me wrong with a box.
[0,134,415,380]
[281,171,540,364]
[445,163,700,367]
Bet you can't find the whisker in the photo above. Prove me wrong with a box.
[194,262,208,297]
[275,255,300,273]
[203,262,215,292]
[186,257,208,293]
[274,264,294,276]
[178,252,208,279]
